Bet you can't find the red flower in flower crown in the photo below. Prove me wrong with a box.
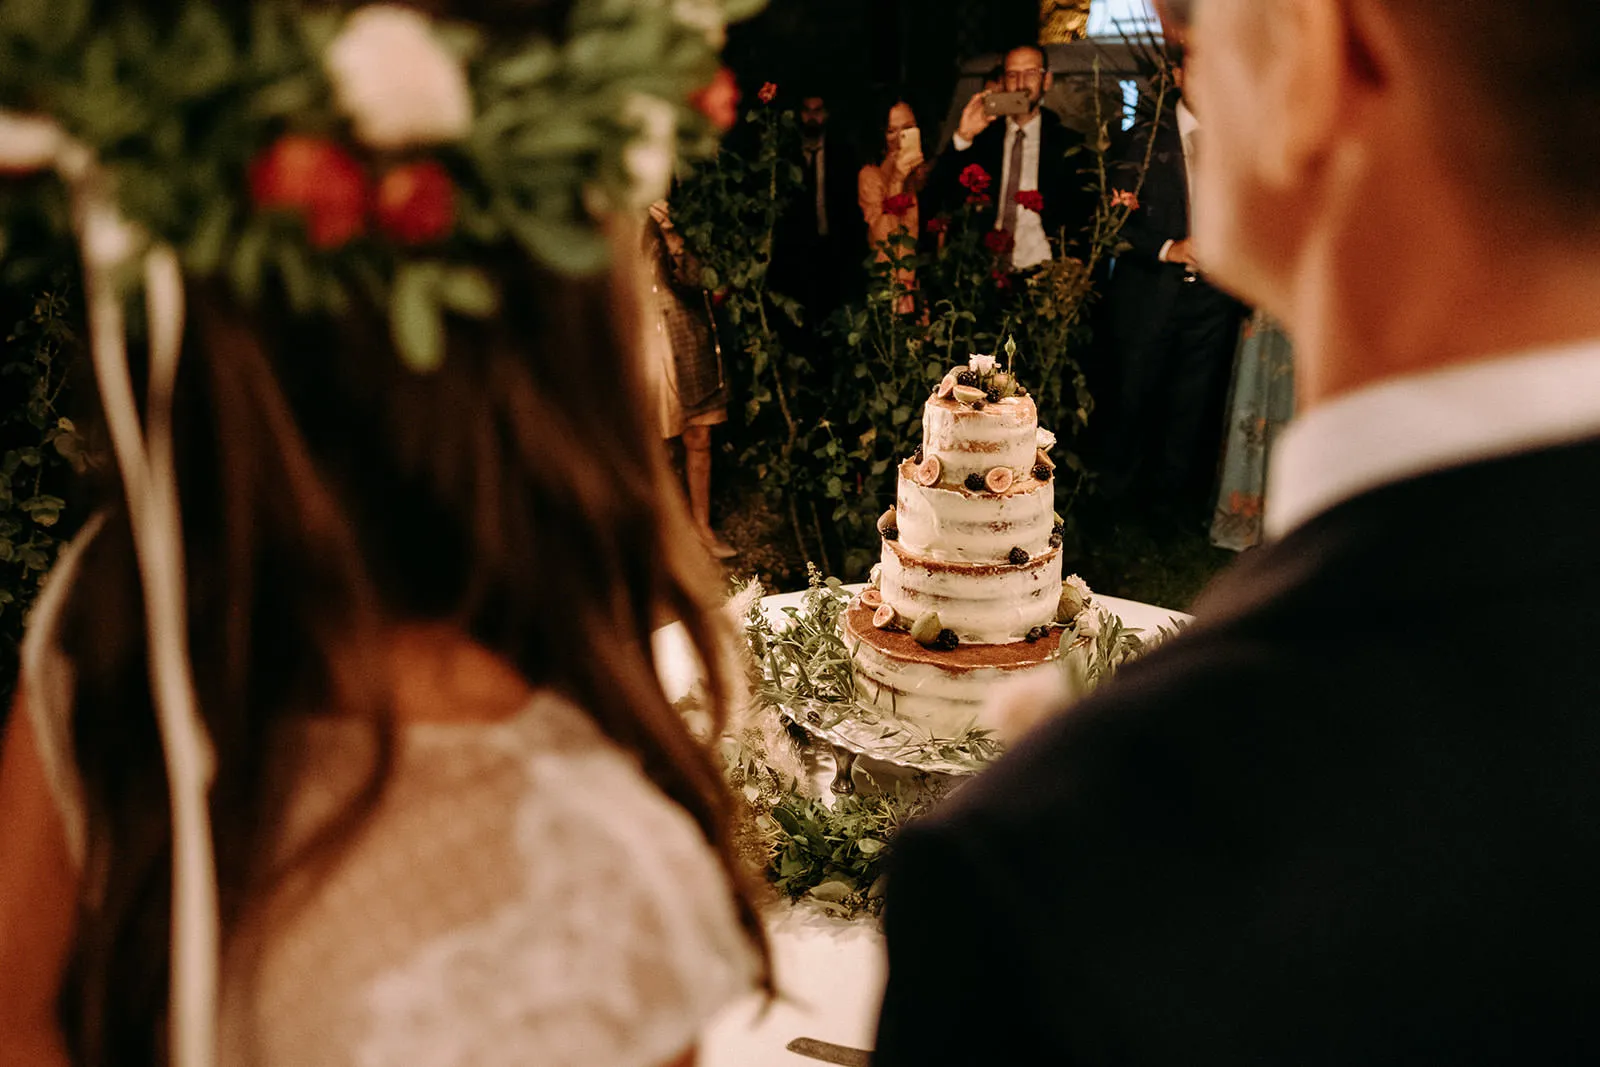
[1015,189,1045,214]
[984,229,1016,258]
[250,134,371,249]
[691,68,742,131]
[375,160,456,245]
[883,193,916,217]
[1110,188,1141,211]
[958,163,992,195]
[924,216,949,235]
[758,81,778,104]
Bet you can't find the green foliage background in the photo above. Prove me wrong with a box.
[673,76,1166,579]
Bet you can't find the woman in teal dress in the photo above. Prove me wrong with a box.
[1210,311,1297,550]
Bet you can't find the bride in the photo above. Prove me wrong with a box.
[0,2,766,1065]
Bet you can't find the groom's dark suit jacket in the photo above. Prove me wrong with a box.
[875,436,1600,1066]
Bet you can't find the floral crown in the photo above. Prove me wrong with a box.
[0,0,759,369]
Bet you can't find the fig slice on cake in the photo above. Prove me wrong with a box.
[914,456,943,487]
[860,588,884,609]
[873,604,899,630]
[985,466,1015,493]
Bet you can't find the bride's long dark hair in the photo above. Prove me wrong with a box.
[49,5,768,1063]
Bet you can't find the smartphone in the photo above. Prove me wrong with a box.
[898,127,922,157]
[983,91,1032,117]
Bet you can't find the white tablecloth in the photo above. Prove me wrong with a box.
[658,588,1188,1065]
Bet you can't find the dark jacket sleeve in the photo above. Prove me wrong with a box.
[873,821,1054,1065]
[1107,123,1185,264]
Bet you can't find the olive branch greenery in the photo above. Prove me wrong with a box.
[716,566,1185,918]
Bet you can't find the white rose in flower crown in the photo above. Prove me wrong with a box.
[673,0,728,46]
[970,353,997,376]
[623,93,678,208]
[325,5,473,152]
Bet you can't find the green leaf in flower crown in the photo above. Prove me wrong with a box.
[720,0,770,22]
[505,214,610,275]
[273,240,315,315]
[228,220,270,305]
[185,199,234,277]
[391,261,447,372]
[437,265,499,318]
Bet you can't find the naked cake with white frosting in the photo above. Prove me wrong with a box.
[844,353,1091,740]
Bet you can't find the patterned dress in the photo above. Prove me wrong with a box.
[1210,311,1297,550]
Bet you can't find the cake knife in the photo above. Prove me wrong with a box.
[786,1036,873,1065]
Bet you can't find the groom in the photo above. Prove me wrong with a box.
[874,0,1600,1063]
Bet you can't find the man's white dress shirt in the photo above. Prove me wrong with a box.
[1265,338,1600,541]
[1158,100,1200,265]
[953,113,1050,270]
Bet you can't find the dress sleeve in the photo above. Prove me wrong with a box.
[17,512,107,870]
[355,734,761,1067]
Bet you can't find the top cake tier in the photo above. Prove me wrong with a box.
[923,393,1041,482]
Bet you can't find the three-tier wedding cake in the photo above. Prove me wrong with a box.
[843,354,1089,739]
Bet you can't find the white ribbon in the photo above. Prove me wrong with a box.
[1,108,219,1067]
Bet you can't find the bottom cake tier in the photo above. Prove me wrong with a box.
[841,598,1064,740]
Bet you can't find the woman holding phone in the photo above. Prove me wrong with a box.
[858,101,927,313]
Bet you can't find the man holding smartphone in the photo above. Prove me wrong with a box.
[927,45,1096,269]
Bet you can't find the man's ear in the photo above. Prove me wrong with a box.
[1261,0,1393,186]
[1042,71,1055,95]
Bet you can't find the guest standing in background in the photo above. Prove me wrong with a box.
[1210,311,1296,550]
[1094,59,1245,528]
[858,101,927,314]
[875,0,1600,1060]
[771,91,864,320]
[927,45,1097,268]
[645,201,738,560]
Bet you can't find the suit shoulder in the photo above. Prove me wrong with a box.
[917,627,1310,843]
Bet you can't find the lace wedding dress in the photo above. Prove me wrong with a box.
[21,521,759,1067]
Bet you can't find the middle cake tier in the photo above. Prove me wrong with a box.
[895,462,1056,562]
[878,537,1063,644]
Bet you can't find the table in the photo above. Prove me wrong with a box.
[656,587,1189,1065]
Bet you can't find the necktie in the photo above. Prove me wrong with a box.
[1000,125,1026,237]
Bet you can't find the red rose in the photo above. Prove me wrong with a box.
[924,216,949,235]
[250,135,370,249]
[984,229,1016,257]
[992,268,1013,291]
[691,68,742,132]
[758,81,778,104]
[1015,190,1045,213]
[375,161,456,245]
[958,163,992,195]
[712,288,731,308]
[883,193,916,217]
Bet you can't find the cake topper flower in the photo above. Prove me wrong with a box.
[970,354,997,376]
[325,5,474,151]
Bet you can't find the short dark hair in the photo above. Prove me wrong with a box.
[1390,0,1600,222]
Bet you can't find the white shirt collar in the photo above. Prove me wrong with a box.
[1265,338,1600,540]
[1008,112,1043,137]
[1176,100,1198,139]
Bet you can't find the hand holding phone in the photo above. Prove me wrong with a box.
[895,128,924,176]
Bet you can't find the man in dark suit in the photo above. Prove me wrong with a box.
[926,45,1097,267]
[770,91,865,320]
[874,0,1600,1062]
[1094,63,1245,524]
